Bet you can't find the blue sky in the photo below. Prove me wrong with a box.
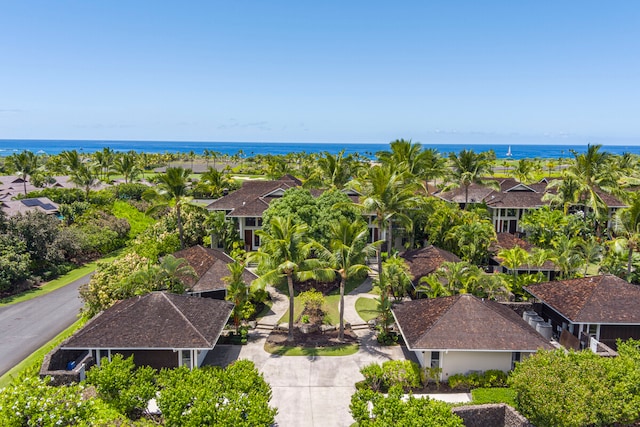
[1,1,639,145]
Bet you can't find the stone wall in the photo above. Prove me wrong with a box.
[452,404,533,427]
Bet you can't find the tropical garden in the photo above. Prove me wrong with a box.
[2,140,640,425]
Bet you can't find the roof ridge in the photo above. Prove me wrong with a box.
[161,293,212,347]
[417,295,460,341]
[480,297,540,336]
[574,276,604,320]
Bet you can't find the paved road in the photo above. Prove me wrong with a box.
[0,273,92,376]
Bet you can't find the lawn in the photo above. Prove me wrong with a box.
[264,342,359,356]
[276,276,368,325]
[470,387,516,406]
[355,297,378,322]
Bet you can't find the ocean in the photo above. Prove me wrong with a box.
[1,139,639,160]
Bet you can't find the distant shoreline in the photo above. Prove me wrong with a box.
[1,139,639,160]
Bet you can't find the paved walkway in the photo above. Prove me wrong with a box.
[205,277,438,427]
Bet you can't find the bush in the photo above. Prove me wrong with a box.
[361,363,384,392]
[299,288,325,312]
[85,354,156,418]
[114,183,149,200]
[448,370,508,390]
[360,360,422,392]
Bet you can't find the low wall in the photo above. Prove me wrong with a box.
[40,346,94,386]
[452,404,533,427]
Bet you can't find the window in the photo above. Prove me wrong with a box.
[430,351,440,368]
[507,209,517,217]
[588,324,598,337]
[511,352,521,370]
[181,350,192,369]
[245,217,256,226]
[254,233,260,247]
[257,218,263,226]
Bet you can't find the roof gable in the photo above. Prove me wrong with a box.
[63,292,233,349]
[525,275,640,323]
[393,294,552,351]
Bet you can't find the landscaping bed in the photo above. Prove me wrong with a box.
[266,328,358,348]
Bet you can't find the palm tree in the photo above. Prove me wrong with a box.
[195,166,231,197]
[93,147,115,181]
[497,246,529,289]
[251,216,328,342]
[70,164,98,198]
[417,275,452,298]
[511,159,536,184]
[551,235,582,279]
[224,258,251,333]
[578,236,603,277]
[446,149,499,206]
[348,164,419,280]
[543,176,582,214]
[9,150,38,195]
[313,219,379,339]
[308,150,354,189]
[446,221,496,265]
[155,167,192,249]
[612,194,640,276]
[564,144,618,225]
[113,151,142,184]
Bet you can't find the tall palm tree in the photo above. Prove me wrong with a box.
[224,258,251,333]
[251,216,329,342]
[612,194,640,276]
[511,159,536,184]
[309,150,354,189]
[155,167,192,249]
[113,151,141,184]
[9,150,38,195]
[446,220,496,265]
[446,149,499,206]
[564,144,618,224]
[313,219,379,339]
[497,246,529,289]
[70,164,98,198]
[543,176,582,215]
[348,164,419,280]
[93,147,115,181]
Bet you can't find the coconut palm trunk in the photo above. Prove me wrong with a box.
[339,273,346,339]
[287,273,295,342]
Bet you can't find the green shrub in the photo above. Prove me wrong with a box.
[114,183,149,200]
[382,360,422,390]
[299,288,325,312]
[448,370,508,390]
[360,363,384,392]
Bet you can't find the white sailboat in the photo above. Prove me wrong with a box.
[506,145,512,157]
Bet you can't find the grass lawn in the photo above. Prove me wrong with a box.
[264,341,359,357]
[471,387,516,406]
[355,297,378,322]
[276,276,368,325]
[0,318,87,389]
[0,251,121,307]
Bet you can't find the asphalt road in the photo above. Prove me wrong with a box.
[0,273,92,376]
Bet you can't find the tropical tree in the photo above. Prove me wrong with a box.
[348,164,419,279]
[611,193,640,277]
[313,219,379,339]
[9,150,38,195]
[69,163,98,198]
[543,176,582,214]
[307,149,355,189]
[446,149,499,205]
[93,147,115,181]
[224,258,252,333]
[552,235,583,279]
[377,253,413,300]
[564,144,619,227]
[445,220,496,265]
[251,216,330,342]
[497,246,529,287]
[511,158,537,184]
[194,166,232,198]
[113,151,141,184]
[152,167,192,249]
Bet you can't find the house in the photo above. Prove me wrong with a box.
[525,275,640,351]
[206,175,302,251]
[0,197,60,217]
[392,294,553,380]
[53,292,233,371]
[435,178,626,234]
[490,233,560,280]
[400,245,461,286]
[172,245,258,299]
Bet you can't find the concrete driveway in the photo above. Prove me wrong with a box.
[206,330,411,427]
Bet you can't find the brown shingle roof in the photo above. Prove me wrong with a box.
[1,197,60,217]
[401,246,461,283]
[173,245,257,293]
[63,292,233,349]
[392,294,553,351]
[206,175,301,216]
[491,233,533,252]
[525,275,640,323]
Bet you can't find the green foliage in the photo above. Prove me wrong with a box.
[79,252,150,317]
[114,183,149,200]
[350,385,464,426]
[0,376,125,426]
[471,387,516,406]
[360,360,422,392]
[86,354,156,418]
[448,370,507,390]
[520,206,592,249]
[377,254,413,300]
[0,235,31,292]
[157,360,277,427]
[509,345,640,427]
[24,187,87,204]
[110,200,156,238]
[299,288,325,312]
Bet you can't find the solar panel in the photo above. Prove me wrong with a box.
[21,199,39,207]
[41,204,56,210]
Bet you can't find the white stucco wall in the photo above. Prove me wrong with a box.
[414,350,538,380]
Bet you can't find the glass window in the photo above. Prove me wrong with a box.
[430,351,440,368]
[245,217,256,226]
[181,350,192,369]
[511,352,521,369]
